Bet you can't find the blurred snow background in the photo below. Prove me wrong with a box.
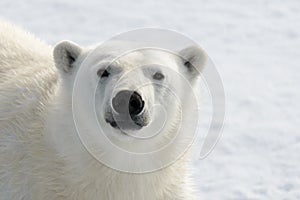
[1,0,299,199]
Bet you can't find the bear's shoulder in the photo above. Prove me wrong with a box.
[0,19,58,128]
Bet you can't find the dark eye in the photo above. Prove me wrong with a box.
[152,72,164,80]
[97,69,110,78]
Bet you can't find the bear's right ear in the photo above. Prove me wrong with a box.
[53,40,82,73]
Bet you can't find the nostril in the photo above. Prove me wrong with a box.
[129,92,144,115]
[130,99,139,108]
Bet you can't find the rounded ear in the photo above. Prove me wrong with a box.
[53,40,82,73]
[179,46,207,77]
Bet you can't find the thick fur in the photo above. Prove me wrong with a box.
[0,19,203,200]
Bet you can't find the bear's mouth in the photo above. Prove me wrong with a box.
[105,112,148,131]
[107,119,119,128]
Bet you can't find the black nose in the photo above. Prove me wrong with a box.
[112,90,144,116]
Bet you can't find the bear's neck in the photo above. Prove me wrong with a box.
[56,156,189,200]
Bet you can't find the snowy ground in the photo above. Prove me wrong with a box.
[1,0,300,199]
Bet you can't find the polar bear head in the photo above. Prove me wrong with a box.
[53,41,206,142]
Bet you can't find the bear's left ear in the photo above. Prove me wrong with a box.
[53,40,82,73]
[179,46,207,77]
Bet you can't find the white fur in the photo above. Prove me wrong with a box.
[0,19,205,199]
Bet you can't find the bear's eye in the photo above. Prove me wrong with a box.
[97,69,110,78]
[152,72,164,80]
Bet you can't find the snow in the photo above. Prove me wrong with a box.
[1,0,300,199]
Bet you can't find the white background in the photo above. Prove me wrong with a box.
[0,0,299,199]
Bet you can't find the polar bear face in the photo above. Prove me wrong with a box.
[53,41,206,140]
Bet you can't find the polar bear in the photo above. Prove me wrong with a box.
[0,19,206,200]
